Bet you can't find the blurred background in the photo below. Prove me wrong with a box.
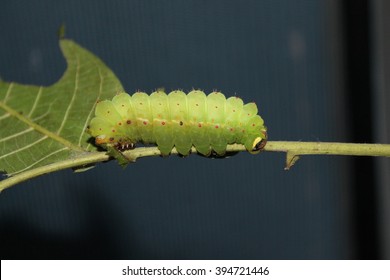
[0,0,389,259]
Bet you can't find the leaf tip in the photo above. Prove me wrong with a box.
[57,24,66,39]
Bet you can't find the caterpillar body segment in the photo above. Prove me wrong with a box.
[88,90,267,156]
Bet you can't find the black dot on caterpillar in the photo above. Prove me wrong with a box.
[88,90,267,157]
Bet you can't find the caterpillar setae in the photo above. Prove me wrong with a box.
[87,90,267,157]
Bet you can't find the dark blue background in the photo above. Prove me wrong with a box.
[1,0,380,259]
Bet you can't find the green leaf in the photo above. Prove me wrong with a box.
[0,39,123,177]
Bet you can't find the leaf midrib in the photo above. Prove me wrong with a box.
[0,96,83,152]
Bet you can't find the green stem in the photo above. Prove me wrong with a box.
[0,152,110,192]
[263,141,390,169]
[1,141,390,192]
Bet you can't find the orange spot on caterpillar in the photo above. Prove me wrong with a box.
[112,129,116,133]
[143,121,147,125]
[198,123,202,128]
[215,125,219,129]
[118,122,122,126]
[95,137,106,144]
[161,121,166,125]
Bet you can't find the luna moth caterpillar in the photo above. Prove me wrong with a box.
[87,90,267,157]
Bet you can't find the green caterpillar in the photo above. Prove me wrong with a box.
[87,90,267,156]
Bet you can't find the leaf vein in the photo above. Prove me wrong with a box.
[32,106,51,122]
[7,147,69,176]
[0,136,48,159]
[57,56,80,135]
[28,86,43,117]
[0,127,34,143]
[0,113,11,121]
[0,101,82,151]
[2,83,13,103]
[78,67,104,146]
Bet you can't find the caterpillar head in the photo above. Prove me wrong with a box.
[246,129,267,154]
[239,102,267,154]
